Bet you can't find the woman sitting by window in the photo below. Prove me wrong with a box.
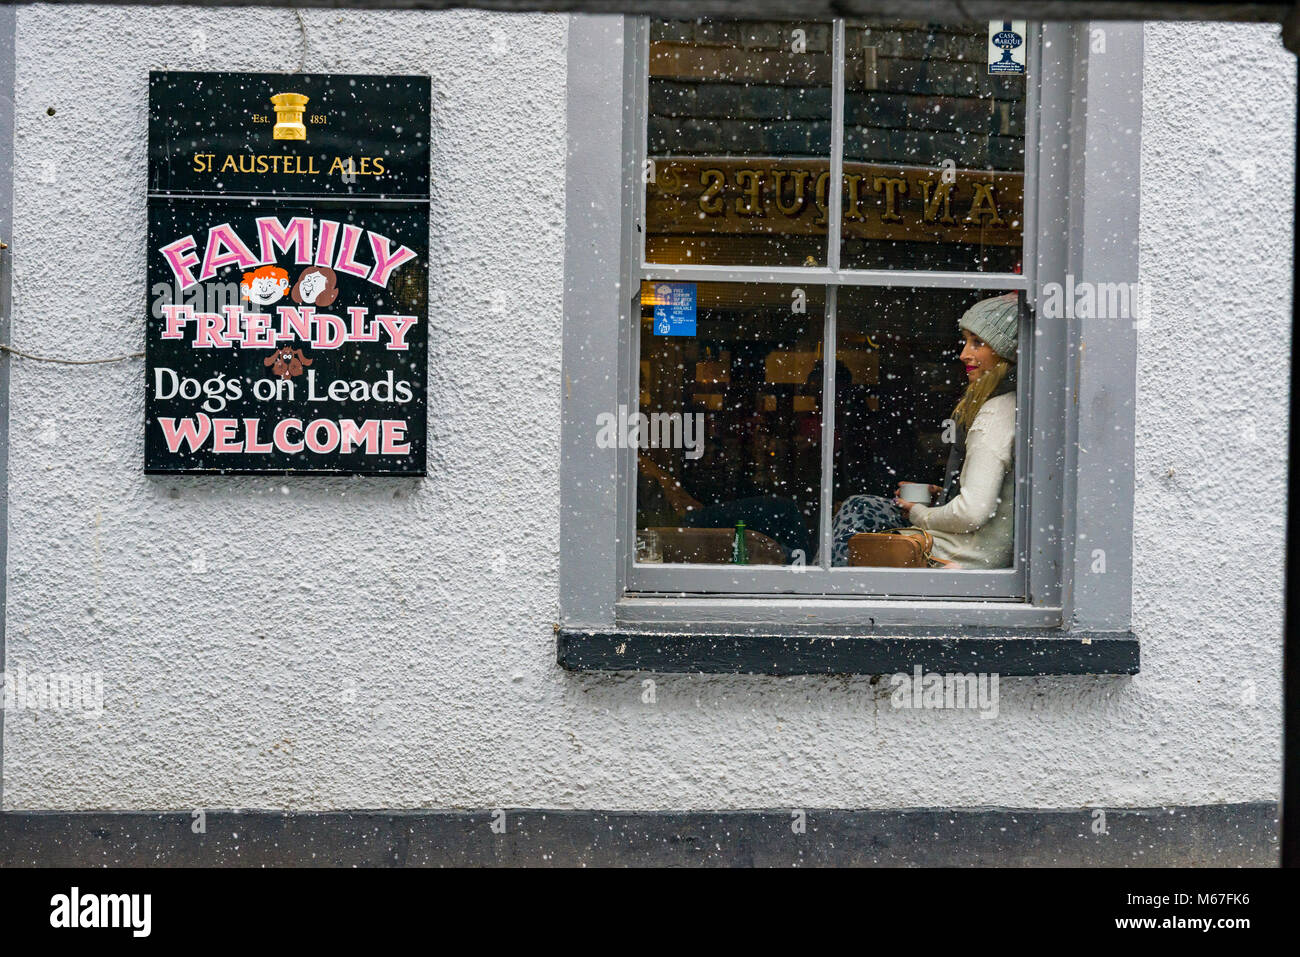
[829,293,1019,569]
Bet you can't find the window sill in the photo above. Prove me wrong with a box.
[614,595,1063,630]
[555,627,1139,676]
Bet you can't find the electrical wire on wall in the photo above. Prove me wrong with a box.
[0,344,144,365]
[0,8,311,370]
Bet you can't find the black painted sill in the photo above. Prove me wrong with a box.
[556,628,1139,676]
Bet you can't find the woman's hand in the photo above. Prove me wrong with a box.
[893,482,943,514]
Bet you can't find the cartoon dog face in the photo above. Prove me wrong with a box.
[263,345,313,380]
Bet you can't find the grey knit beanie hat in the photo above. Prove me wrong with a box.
[958,293,1019,361]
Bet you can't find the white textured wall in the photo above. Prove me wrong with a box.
[1,11,1288,810]
[1132,21,1291,803]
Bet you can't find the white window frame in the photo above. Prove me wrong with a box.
[560,15,1140,640]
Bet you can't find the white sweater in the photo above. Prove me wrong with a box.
[906,392,1016,569]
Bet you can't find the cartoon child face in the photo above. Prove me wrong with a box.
[298,270,327,304]
[244,275,290,306]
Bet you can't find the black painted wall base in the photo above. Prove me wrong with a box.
[0,804,1275,867]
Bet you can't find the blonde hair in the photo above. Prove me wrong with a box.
[952,357,1013,431]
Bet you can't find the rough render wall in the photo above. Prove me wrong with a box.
[1,11,1288,810]
[1132,22,1291,805]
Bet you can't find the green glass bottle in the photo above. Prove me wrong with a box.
[732,520,749,565]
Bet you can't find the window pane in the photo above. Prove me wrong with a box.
[831,288,1021,569]
[840,20,1026,271]
[636,281,823,565]
[645,19,834,268]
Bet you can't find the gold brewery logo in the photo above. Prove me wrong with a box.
[190,91,386,177]
[270,92,309,141]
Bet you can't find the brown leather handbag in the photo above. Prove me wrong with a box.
[847,528,955,568]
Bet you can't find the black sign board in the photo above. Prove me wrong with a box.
[146,71,430,475]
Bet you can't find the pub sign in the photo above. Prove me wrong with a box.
[146,72,430,475]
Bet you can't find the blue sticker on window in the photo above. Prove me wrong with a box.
[652,282,697,337]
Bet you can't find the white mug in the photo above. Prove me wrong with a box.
[899,482,932,505]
